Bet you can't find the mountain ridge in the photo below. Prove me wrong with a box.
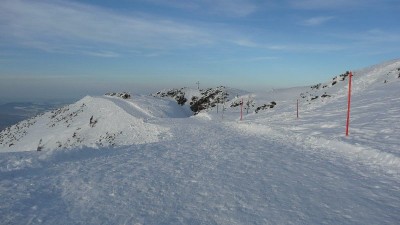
[1,59,399,152]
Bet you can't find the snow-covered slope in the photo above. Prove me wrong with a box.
[0,59,399,224]
[223,59,400,176]
[235,59,400,117]
[0,95,191,152]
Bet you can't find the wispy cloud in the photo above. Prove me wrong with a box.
[321,28,400,56]
[209,56,279,64]
[139,0,199,10]
[0,0,214,57]
[289,0,379,10]
[140,0,259,17]
[359,29,400,43]
[265,43,348,53]
[209,0,258,17]
[81,50,121,58]
[301,16,334,26]
[329,29,400,44]
[231,39,346,52]
[232,39,260,48]
[0,0,370,59]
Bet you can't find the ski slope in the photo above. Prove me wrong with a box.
[0,59,399,224]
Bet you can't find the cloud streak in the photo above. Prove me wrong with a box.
[231,38,347,52]
[209,0,258,17]
[328,29,400,45]
[289,0,380,10]
[0,0,394,59]
[302,16,334,26]
[140,0,259,17]
[0,0,214,57]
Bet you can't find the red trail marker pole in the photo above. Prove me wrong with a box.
[346,71,353,136]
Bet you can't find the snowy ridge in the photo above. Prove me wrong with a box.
[0,96,175,152]
[297,59,400,109]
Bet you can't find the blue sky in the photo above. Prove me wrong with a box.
[0,0,399,101]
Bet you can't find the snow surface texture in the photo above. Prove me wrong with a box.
[0,60,399,224]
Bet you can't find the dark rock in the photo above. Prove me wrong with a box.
[105,92,131,99]
[255,102,277,113]
[321,93,331,98]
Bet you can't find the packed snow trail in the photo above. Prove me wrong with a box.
[1,117,399,224]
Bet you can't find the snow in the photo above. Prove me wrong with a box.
[0,95,175,152]
[1,59,400,224]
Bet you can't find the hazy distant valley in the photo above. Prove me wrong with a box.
[0,101,71,131]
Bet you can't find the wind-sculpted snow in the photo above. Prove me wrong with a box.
[0,59,400,224]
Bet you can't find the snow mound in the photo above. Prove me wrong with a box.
[0,95,176,152]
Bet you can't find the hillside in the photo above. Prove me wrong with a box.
[0,59,399,224]
[0,95,193,152]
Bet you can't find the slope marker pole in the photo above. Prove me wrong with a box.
[240,98,243,121]
[297,99,299,119]
[346,71,353,136]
